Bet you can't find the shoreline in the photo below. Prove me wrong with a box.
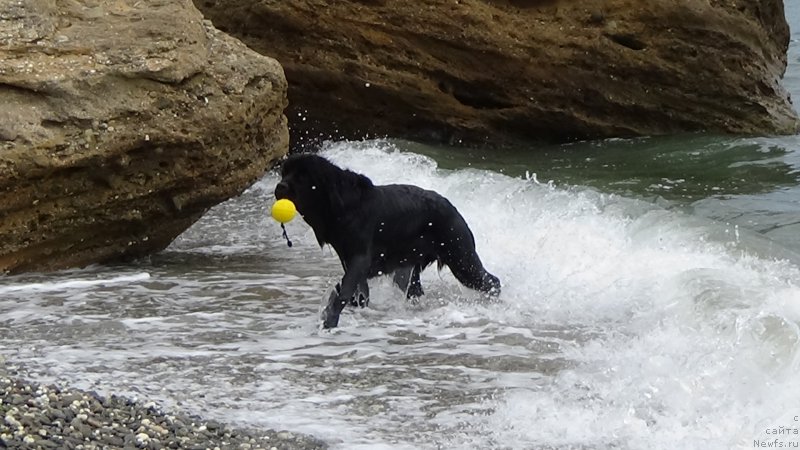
[0,366,326,450]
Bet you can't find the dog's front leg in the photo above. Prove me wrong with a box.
[323,254,369,329]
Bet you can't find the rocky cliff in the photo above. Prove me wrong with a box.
[196,0,799,148]
[0,0,288,273]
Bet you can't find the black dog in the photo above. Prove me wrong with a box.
[274,154,500,328]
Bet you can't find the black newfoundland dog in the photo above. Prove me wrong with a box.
[274,154,500,329]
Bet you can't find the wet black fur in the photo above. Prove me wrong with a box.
[274,154,500,328]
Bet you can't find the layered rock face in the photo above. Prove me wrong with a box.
[0,0,288,273]
[195,0,799,148]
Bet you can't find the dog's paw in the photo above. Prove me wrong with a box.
[321,307,340,329]
[322,317,339,329]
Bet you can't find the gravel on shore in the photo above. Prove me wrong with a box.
[0,375,326,450]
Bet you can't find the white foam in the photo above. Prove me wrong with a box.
[2,140,800,449]
[0,272,151,294]
[318,140,800,449]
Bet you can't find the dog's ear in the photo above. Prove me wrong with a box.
[329,169,374,208]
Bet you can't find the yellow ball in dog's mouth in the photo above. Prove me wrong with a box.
[271,199,297,223]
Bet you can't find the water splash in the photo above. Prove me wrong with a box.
[0,139,798,449]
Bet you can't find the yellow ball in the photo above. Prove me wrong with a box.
[271,199,297,223]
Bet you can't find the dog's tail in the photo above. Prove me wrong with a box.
[438,221,501,295]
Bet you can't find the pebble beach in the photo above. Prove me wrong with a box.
[0,370,326,450]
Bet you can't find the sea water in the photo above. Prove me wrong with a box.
[1,140,799,449]
[1,3,800,450]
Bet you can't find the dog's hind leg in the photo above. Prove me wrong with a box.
[407,264,424,298]
[392,265,424,299]
[392,267,411,295]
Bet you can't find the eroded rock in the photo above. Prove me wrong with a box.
[196,0,798,148]
[0,0,288,273]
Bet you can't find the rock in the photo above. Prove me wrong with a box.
[0,0,288,273]
[195,0,798,149]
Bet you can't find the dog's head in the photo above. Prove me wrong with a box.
[274,154,373,219]
[274,154,325,215]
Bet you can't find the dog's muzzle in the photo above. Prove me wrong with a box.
[274,181,291,200]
